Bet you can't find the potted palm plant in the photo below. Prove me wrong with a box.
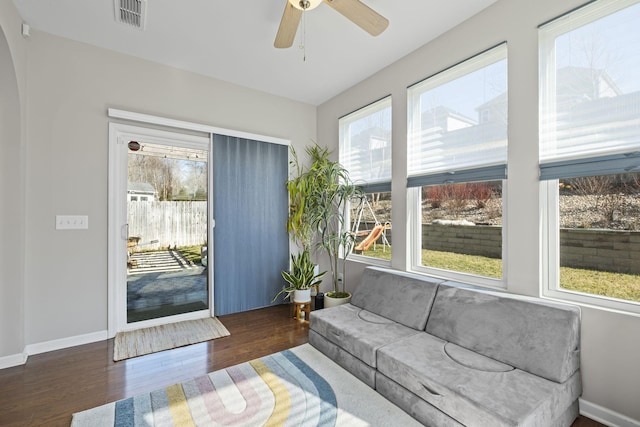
[280,143,362,308]
[304,145,364,307]
[285,145,315,253]
[273,145,326,304]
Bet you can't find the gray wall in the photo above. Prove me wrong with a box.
[317,0,640,422]
[2,0,639,423]
[0,9,315,353]
[23,32,315,344]
[0,1,27,362]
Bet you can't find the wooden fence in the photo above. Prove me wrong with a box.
[128,201,208,250]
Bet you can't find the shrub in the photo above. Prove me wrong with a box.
[444,183,471,217]
[469,182,493,208]
[425,185,447,208]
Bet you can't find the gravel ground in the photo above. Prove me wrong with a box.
[354,193,640,231]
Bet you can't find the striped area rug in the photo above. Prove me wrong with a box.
[113,318,230,361]
[72,344,421,427]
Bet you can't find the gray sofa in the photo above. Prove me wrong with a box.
[309,266,582,427]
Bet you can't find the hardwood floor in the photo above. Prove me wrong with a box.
[0,305,605,426]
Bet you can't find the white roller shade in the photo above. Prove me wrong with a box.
[339,97,392,191]
[407,43,508,182]
[539,0,640,167]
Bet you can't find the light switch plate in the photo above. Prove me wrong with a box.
[56,215,88,230]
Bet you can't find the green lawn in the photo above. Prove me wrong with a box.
[177,245,203,264]
[560,267,640,302]
[361,246,640,303]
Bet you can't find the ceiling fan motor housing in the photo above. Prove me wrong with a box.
[289,0,322,10]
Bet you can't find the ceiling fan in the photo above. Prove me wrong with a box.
[274,0,389,48]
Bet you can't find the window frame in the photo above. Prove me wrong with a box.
[539,0,640,314]
[406,44,508,287]
[347,189,393,266]
[541,179,640,315]
[339,97,393,265]
[339,96,392,191]
[409,183,507,289]
[407,43,508,179]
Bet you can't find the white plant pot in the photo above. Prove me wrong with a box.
[324,293,352,308]
[293,288,311,303]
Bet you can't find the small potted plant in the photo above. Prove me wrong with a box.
[272,250,326,303]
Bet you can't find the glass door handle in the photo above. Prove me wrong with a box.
[121,223,129,240]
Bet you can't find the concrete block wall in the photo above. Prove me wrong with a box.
[420,224,640,274]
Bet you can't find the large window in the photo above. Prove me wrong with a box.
[407,44,507,285]
[540,0,640,312]
[339,97,392,262]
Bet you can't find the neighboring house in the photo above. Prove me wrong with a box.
[415,106,504,173]
[413,66,630,173]
[556,66,622,109]
[347,126,392,183]
[127,182,157,202]
[421,105,477,132]
[476,92,507,125]
[469,66,623,130]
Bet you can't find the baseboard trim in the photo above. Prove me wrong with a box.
[0,352,28,370]
[24,330,108,357]
[580,398,640,427]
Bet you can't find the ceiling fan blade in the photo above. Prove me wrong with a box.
[274,2,303,48]
[323,0,388,36]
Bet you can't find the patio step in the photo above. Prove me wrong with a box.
[128,250,195,274]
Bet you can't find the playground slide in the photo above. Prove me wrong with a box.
[355,225,385,252]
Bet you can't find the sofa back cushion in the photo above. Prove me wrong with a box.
[351,267,442,330]
[425,284,581,383]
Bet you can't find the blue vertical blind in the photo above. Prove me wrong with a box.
[339,97,392,193]
[407,44,508,187]
[539,0,640,179]
[212,134,289,315]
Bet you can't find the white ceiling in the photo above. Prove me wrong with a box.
[12,0,497,106]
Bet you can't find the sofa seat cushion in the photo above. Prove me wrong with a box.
[377,333,582,427]
[308,330,378,388]
[310,303,421,367]
[443,342,514,372]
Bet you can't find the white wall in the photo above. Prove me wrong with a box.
[318,0,640,423]
[14,30,314,346]
[0,1,27,363]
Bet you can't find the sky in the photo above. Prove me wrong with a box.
[419,59,507,121]
[555,2,640,94]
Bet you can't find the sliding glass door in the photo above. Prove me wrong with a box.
[109,123,212,333]
[108,122,289,333]
[126,141,210,323]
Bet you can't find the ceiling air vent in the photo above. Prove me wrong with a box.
[114,0,147,30]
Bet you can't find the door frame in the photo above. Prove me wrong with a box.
[108,123,212,335]
[106,109,290,337]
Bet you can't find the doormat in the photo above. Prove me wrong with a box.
[73,344,421,426]
[113,317,230,361]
